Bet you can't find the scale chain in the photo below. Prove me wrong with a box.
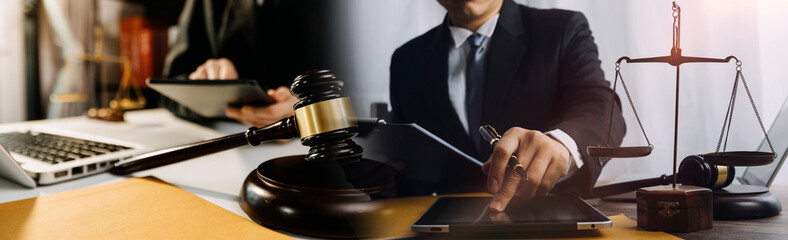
[738,70,777,156]
[716,69,739,153]
[601,66,619,146]
[602,64,652,148]
[714,63,777,157]
[617,69,652,147]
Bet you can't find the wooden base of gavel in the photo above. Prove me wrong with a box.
[111,69,401,238]
[110,119,399,238]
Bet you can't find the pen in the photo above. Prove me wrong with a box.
[479,125,528,180]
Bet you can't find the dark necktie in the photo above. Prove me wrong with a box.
[465,33,487,152]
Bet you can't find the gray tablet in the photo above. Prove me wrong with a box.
[412,196,611,234]
[148,78,275,118]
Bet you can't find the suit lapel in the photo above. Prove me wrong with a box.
[482,0,528,128]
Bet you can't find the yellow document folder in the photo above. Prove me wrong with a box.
[0,177,291,240]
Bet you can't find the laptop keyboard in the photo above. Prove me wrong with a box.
[0,131,132,165]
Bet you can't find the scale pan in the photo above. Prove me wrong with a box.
[587,146,652,158]
[701,151,775,166]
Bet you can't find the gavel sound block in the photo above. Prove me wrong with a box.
[239,70,399,238]
[112,70,399,238]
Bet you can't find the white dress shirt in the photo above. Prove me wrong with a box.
[446,14,584,175]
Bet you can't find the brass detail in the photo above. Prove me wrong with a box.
[295,97,358,138]
[714,165,728,188]
[657,201,680,217]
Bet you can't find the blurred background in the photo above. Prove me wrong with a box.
[1,0,787,184]
[0,0,182,122]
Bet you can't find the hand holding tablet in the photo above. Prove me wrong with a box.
[148,78,278,120]
[225,86,299,127]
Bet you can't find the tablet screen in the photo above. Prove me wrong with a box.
[413,196,610,233]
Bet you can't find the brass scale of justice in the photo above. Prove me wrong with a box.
[50,26,146,121]
[588,2,776,176]
[587,1,779,228]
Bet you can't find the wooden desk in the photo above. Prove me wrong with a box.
[589,186,788,240]
[2,110,786,239]
[0,109,311,239]
[364,187,787,239]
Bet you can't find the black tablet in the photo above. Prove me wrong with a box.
[412,196,611,234]
[147,78,275,118]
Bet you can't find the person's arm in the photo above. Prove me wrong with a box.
[389,47,407,124]
[550,12,625,195]
[163,0,215,79]
[483,12,625,212]
[160,0,218,125]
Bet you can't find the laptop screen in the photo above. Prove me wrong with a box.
[741,98,788,187]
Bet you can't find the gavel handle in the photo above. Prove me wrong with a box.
[111,116,298,175]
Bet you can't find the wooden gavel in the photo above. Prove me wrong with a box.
[111,69,363,174]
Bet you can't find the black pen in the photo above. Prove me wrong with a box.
[479,125,528,180]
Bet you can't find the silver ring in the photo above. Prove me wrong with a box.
[512,164,528,180]
[513,163,524,170]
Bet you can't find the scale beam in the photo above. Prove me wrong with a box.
[617,55,738,66]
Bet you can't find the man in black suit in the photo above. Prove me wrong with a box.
[389,0,625,212]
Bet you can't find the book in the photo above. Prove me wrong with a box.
[119,16,168,88]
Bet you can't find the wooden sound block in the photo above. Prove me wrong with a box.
[636,185,712,233]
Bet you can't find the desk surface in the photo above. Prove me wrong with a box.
[589,187,788,240]
[0,109,309,237]
[1,109,787,240]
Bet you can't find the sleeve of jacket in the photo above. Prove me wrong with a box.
[389,46,407,124]
[159,0,220,125]
[551,12,626,196]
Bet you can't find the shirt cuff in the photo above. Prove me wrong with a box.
[545,129,583,178]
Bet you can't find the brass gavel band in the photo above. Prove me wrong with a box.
[714,165,728,188]
[294,97,358,138]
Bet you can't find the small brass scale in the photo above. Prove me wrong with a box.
[587,1,779,225]
[49,26,146,121]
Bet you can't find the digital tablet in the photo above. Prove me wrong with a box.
[412,196,611,234]
[148,78,275,118]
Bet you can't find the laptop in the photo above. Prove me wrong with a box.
[0,109,212,187]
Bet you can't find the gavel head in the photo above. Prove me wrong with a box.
[289,69,363,164]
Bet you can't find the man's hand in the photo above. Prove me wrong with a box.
[481,127,570,212]
[189,58,239,80]
[225,86,298,127]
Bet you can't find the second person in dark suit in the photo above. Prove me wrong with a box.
[163,0,333,127]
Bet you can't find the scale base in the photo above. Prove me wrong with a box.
[713,185,781,220]
[637,185,713,233]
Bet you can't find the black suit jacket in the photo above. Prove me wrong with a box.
[389,0,626,195]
